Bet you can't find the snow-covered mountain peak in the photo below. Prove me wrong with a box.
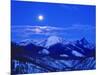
[45,35,63,48]
[18,39,36,46]
[18,38,47,46]
[80,37,89,45]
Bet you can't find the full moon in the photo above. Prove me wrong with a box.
[38,15,44,21]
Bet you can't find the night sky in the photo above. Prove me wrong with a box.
[11,0,96,43]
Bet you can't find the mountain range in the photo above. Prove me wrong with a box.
[11,36,96,74]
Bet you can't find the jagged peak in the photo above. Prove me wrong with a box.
[45,35,63,48]
[80,37,89,45]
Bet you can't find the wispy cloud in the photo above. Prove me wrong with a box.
[11,24,95,42]
[11,25,95,35]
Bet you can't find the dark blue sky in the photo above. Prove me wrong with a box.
[11,1,96,43]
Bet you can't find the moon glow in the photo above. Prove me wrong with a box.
[38,15,44,21]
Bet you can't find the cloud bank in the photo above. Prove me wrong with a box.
[11,25,95,43]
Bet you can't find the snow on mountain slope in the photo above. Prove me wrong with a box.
[72,50,85,57]
[18,39,46,46]
[18,39,36,46]
[45,36,63,48]
[75,37,95,49]
[16,36,95,58]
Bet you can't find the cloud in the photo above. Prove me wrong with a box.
[12,25,95,33]
[12,25,65,34]
[11,24,95,39]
